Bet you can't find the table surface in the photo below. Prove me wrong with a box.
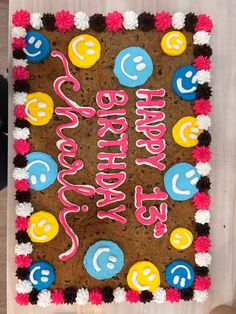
[7,0,236,313]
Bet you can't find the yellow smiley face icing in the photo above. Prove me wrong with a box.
[68,34,101,69]
[161,31,187,56]
[172,116,203,147]
[127,261,161,292]
[25,92,54,126]
[27,211,59,243]
[170,227,193,250]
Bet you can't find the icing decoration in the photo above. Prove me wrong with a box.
[193,290,208,303]
[15,190,31,203]
[13,154,27,168]
[12,10,30,28]
[12,27,27,39]
[15,242,33,255]
[196,114,211,130]
[16,202,34,217]
[196,70,211,84]
[26,152,58,191]
[13,66,29,81]
[135,185,168,238]
[15,179,30,192]
[68,34,101,69]
[185,12,198,32]
[96,90,128,223]
[12,38,26,49]
[198,131,211,146]
[181,287,194,301]
[15,217,29,231]
[14,139,30,155]
[89,14,106,32]
[195,252,212,267]
[193,56,211,71]
[195,210,211,224]
[126,289,140,303]
[135,89,166,170]
[74,12,89,30]
[127,261,161,292]
[15,293,29,305]
[102,286,114,303]
[13,167,29,180]
[76,288,89,305]
[172,116,202,147]
[193,99,212,115]
[196,161,211,177]
[113,287,126,303]
[194,275,211,290]
[164,163,200,201]
[16,279,33,293]
[154,221,167,238]
[42,13,56,31]
[170,227,193,250]
[89,288,103,305]
[196,223,210,236]
[196,84,212,100]
[193,31,210,46]
[15,231,31,243]
[51,289,64,305]
[153,287,166,303]
[83,240,124,280]
[13,127,30,140]
[13,58,28,68]
[37,289,51,307]
[192,146,211,163]
[55,10,74,32]
[29,261,55,291]
[140,290,153,303]
[194,236,211,252]
[123,11,138,30]
[14,81,30,93]
[13,49,26,61]
[138,12,154,31]
[196,14,213,32]
[16,268,30,280]
[194,44,212,58]
[13,92,28,105]
[114,47,153,87]
[27,211,59,243]
[15,254,32,268]
[166,260,195,289]
[64,287,77,304]
[161,31,187,56]
[165,287,181,303]
[154,11,172,32]
[30,12,43,30]
[193,192,211,210]
[171,12,185,30]
[51,50,96,261]
[14,105,27,119]
[172,65,198,101]
[23,32,50,63]
[106,11,123,32]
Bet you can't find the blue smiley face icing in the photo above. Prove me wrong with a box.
[23,32,50,63]
[29,261,55,291]
[26,152,58,191]
[114,47,153,88]
[83,240,124,280]
[165,260,195,289]
[164,162,200,201]
[172,65,198,101]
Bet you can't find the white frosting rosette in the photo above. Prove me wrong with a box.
[123,10,138,30]
[76,288,89,305]
[15,242,33,255]
[153,287,166,303]
[195,252,212,267]
[30,12,43,29]
[193,31,210,45]
[171,12,185,30]
[74,11,89,30]
[197,115,211,130]
[16,202,34,217]
[37,290,52,307]
[113,287,126,303]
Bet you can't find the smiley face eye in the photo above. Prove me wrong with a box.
[185,71,192,78]
[35,40,42,49]
[44,223,51,232]
[29,36,35,44]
